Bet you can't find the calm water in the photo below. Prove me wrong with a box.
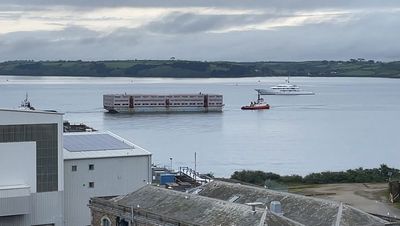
[1,76,399,177]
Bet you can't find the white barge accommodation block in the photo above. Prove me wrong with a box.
[103,93,223,113]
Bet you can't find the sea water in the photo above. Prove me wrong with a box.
[1,76,399,177]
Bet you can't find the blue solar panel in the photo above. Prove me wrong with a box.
[63,134,133,152]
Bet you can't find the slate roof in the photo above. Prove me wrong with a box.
[110,185,300,226]
[196,180,388,226]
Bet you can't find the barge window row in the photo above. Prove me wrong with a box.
[114,103,222,106]
[113,99,220,102]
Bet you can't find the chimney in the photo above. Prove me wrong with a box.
[245,202,263,214]
[269,201,283,215]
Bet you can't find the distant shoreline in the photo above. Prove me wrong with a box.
[0,74,398,79]
[0,59,399,79]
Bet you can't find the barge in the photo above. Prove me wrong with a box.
[103,93,223,113]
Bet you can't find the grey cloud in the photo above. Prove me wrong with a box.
[145,12,267,34]
[1,0,400,10]
[143,11,338,35]
[0,26,144,61]
[0,1,399,61]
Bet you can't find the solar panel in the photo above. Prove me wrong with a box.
[63,134,133,152]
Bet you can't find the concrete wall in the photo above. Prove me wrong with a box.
[0,109,64,226]
[0,191,65,226]
[0,142,36,192]
[0,215,30,226]
[64,155,151,226]
[0,195,31,217]
[30,191,64,226]
[0,109,64,191]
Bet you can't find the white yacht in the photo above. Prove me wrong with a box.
[255,77,314,95]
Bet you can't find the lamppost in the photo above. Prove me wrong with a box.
[194,152,197,173]
[169,157,173,171]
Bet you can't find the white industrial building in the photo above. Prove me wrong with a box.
[0,109,64,226]
[63,132,152,226]
[0,108,152,226]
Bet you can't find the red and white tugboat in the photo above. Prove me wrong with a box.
[241,91,270,110]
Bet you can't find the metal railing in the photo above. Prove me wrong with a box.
[178,166,212,184]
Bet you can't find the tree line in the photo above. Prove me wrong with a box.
[230,164,399,186]
[0,60,399,78]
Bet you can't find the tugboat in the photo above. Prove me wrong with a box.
[241,91,270,110]
[20,93,35,110]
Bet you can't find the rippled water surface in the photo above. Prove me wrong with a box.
[1,76,399,176]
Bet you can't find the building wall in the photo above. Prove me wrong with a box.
[0,110,64,191]
[0,110,64,226]
[30,191,64,226]
[0,193,64,226]
[0,215,30,226]
[0,124,59,192]
[90,202,184,226]
[91,209,117,226]
[64,155,151,226]
[0,142,36,192]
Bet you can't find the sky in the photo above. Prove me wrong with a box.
[0,0,399,61]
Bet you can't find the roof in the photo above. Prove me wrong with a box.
[0,108,63,115]
[63,132,151,160]
[64,133,132,151]
[0,184,31,198]
[104,185,300,226]
[105,93,222,96]
[196,181,387,226]
[0,184,30,190]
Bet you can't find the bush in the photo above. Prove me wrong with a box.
[231,170,280,186]
[230,164,399,186]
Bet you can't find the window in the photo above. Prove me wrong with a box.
[89,164,94,170]
[72,165,77,172]
[101,217,111,226]
[118,219,129,226]
[89,182,94,188]
[228,195,240,203]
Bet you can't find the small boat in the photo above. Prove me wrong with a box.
[241,92,270,110]
[18,93,57,112]
[20,93,35,110]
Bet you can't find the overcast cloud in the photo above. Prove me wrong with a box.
[0,0,399,61]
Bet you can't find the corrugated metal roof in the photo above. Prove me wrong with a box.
[63,132,151,160]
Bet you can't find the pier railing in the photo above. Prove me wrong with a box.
[178,166,212,184]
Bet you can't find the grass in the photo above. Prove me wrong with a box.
[288,183,321,193]
[341,70,376,76]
